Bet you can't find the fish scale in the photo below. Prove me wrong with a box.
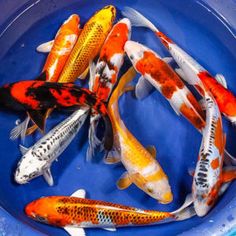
[58,6,116,83]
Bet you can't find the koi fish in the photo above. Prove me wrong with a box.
[38,14,81,82]
[107,67,173,204]
[122,7,236,124]
[58,5,116,83]
[125,41,205,131]
[14,107,89,186]
[0,80,113,151]
[25,189,195,235]
[10,14,81,141]
[87,18,131,160]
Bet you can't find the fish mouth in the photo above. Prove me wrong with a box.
[14,175,28,184]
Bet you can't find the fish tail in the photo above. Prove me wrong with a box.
[10,116,30,143]
[122,7,158,33]
[86,113,102,161]
[171,194,196,221]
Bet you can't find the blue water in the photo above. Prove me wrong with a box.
[0,0,236,235]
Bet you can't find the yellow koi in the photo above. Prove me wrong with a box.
[58,5,116,83]
[107,67,173,204]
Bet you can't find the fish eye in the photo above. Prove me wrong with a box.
[130,55,134,60]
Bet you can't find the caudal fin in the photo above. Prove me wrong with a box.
[86,114,102,161]
[122,7,158,32]
[171,194,196,221]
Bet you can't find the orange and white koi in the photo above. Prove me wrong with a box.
[87,18,131,160]
[38,14,81,82]
[10,14,80,141]
[107,67,173,204]
[125,41,205,131]
[123,7,236,124]
[25,189,195,235]
[58,5,116,83]
[192,86,236,216]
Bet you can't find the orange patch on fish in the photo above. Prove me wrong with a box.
[155,31,172,49]
[135,51,184,99]
[214,118,224,155]
[199,71,236,117]
[211,158,220,170]
[179,103,205,130]
[100,22,129,62]
[187,92,205,119]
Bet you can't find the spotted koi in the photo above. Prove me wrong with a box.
[25,189,195,235]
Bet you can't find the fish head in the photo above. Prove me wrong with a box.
[25,197,66,226]
[144,177,173,204]
[14,151,45,184]
[125,41,161,71]
[92,5,116,32]
[59,14,80,35]
[117,18,131,39]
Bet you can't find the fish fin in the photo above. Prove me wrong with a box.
[222,166,236,183]
[10,116,30,142]
[224,149,236,165]
[89,61,96,90]
[19,144,29,155]
[215,74,227,88]
[35,71,47,81]
[79,66,89,80]
[135,76,153,100]
[146,145,156,158]
[36,40,54,53]
[188,168,195,177]
[71,189,86,198]
[27,111,47,133]
[175,68,188,82]
[219,182,230,196]
[171,194,195,221]
[169,102,181,116]
[63,226,86,236]
[43,168,54,186]
[102,114,114,152]
[122,7,158,32]
[163,57,174,64]
[103,228,116,232]
[104,150,121,164]
[117,172,132,190]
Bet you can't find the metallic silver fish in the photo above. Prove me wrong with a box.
[14,107,89,186]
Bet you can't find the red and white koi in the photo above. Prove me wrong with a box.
[125,41,205,131]
[25,189,195,235]
[122,7,236,124]
[87,18,131,160]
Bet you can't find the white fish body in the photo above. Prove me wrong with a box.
[14,107,89,186]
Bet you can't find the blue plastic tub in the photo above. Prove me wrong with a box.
[0,0,236,235]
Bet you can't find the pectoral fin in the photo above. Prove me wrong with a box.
[222,166,236,183]
[135,76,153,100]
[104,150,121,164]
[79,66,89,80]
[64,226,86,236]
[146,145,156,158]
[71,189,86,198]
[103,227,116,231]
[117,172,132,190]
[43,168,54,186]
[36,40,54,53]
[19,145,29,155]
[215,74,227,88]
[27,110,47,133]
